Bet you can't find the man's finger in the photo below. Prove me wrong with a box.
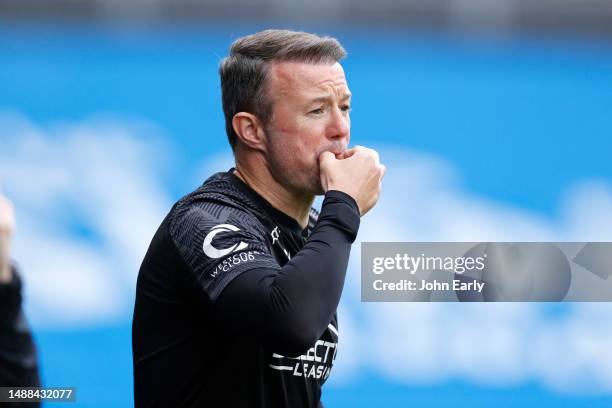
[338,148,357,160]
[318,150,336,165]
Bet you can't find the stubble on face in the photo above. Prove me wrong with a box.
[264,124,325,196]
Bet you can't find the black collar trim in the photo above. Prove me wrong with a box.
[226,168,305,235]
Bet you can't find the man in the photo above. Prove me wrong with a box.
[0,191,41,407]
[132,29,385,407]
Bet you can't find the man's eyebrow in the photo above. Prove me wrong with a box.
[340,92,352,101]
[307,93,352,104]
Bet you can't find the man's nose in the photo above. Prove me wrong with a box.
[326,106,350,140]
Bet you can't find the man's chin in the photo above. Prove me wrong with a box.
[297,179,324,197]
[299,181,324,197]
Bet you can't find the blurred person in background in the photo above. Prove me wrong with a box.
[0,190,41,407]
[132,29,385,407]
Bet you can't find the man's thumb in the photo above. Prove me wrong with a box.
[318,151,336,166]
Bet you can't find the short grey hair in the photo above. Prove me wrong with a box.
[219,29,347,150]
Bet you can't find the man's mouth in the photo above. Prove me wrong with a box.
[316,144,348,162]
[326,144,347,156]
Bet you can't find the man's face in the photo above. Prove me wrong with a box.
[263,61,351,196]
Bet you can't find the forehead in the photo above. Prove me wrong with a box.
[268,61,349,98]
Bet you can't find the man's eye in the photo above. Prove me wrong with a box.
[341,105,351,113]
[309,108,324,115]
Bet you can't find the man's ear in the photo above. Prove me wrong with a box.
[232,112,267,152]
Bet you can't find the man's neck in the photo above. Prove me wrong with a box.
[234,161,314,229]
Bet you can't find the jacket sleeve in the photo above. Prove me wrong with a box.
[212,191,360,356]
[0,264,41,390]
[0,264,24,326]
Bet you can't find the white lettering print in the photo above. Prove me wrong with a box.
[269,324,338,380]
[209,250,261,278]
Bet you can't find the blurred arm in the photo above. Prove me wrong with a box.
[0,193,15,284]
[0,193,19,320]
[0,192,41,390]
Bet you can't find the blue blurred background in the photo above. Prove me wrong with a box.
[1,1,612,406]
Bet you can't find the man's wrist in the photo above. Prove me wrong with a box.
[319,190,361,242]
[324,190,359,215]
[0,260,13,284]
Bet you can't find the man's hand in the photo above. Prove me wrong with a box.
[319,146,386,216]
[0,193,15,283]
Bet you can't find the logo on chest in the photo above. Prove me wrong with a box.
[271,226,291,260]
